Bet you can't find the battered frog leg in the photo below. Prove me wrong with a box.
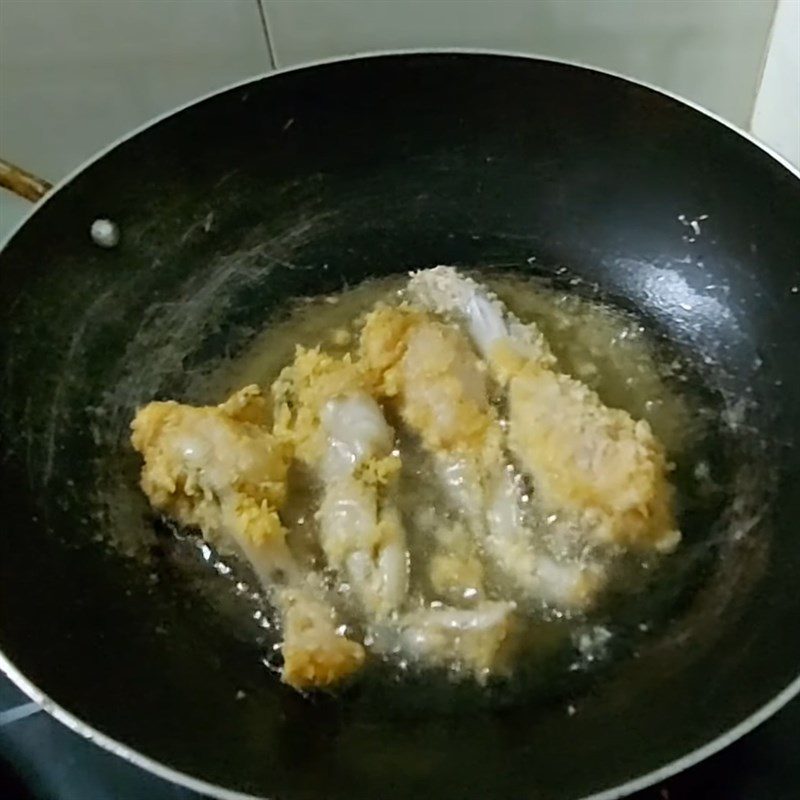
[369,600,518,681]
[130,386,365,691]
[277,584,365,691]
[407,265,556,381]
[317,393,409,617]
[272,349,409,618]
[407,267,680,553]
[359,305,597,610]
[359,305,496,601]
[484,465,605,609]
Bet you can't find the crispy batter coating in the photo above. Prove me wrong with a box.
[131,385,365,689]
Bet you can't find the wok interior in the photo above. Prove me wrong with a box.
[0,55,798,799]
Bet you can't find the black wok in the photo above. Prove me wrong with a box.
[0,53,798,800]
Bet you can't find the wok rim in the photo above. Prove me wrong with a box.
[1,48,798,800]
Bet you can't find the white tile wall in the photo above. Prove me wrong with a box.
[262,0,777,127]
[0,192,31,244]
[751,0,800,168]
[0,0,271,238]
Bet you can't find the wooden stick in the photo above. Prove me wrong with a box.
[0,158,52,202]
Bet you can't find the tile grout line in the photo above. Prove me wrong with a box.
[256,0,278,71]
[748,0,782,133]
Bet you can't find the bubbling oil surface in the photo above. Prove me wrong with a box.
[181,271,715,699]
[205,273,699,459]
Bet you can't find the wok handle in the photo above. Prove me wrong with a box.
[0,158,52,202]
